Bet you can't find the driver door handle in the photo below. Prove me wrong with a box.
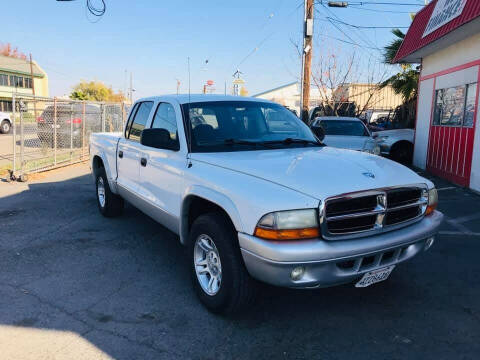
[118,150,123,158]
[140,157,147,167]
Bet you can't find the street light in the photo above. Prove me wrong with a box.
[328,1,348,7]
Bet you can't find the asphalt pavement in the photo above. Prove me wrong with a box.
[0,163,479,360]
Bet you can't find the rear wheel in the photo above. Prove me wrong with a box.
[95,168,124,217]
[1,120,11,134]
[188,213,257,315]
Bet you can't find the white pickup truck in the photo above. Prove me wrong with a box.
[90,95,443,314]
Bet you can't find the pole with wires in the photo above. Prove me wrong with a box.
[300,0,314,124]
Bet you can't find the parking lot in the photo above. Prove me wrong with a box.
[0,162,479,360]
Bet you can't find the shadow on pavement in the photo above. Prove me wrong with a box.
[0,171,479,359]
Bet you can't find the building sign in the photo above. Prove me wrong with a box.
[423,0,467,37]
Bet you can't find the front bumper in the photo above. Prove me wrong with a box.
[239,210,443,288]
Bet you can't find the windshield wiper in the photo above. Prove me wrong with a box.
[224,138,260,146]
[262,138,325,147]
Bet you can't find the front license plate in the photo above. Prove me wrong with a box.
[355,265,395,288]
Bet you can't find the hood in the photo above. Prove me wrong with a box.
[190,147,431,200]
[374,129,415,141]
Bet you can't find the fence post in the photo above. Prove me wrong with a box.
[102,103,106,132]
[121,102,125,130]
[82,101,86,159]
[20,101,24,175]
[53,97,57,166]
[70,102,73,163]
[12,95,16,175]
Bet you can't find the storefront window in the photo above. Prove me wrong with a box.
[464,83,477,128]
[433,83,477,127]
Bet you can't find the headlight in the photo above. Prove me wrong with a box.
[426,188,438,216]
[254,209,319,240]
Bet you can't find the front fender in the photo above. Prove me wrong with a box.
[180,185,244,245]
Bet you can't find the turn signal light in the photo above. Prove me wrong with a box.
[254,227,319,240]
[426,188,438,216]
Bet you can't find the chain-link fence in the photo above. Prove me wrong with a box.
[4,95,128,179]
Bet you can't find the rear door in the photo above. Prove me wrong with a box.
[117,101,153,195]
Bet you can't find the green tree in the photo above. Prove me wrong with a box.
[381,28,419,102]
[70,81,126,102]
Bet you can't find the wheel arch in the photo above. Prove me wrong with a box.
[180,186,244,245]
[391,139,413,152]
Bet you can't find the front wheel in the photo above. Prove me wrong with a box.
[95,169,124,217]
[1,120,11,134]
[188,213,257,315]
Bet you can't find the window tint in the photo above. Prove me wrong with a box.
[183,101,317,152]
[128,101,153,142]
[264,108,297,132]
[320,120,368,136]
[124,102,139,138]
[151,103,179,145]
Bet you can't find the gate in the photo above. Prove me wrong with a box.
[426,82,478,187]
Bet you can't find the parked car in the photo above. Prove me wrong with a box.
[374,129,415,164]
[0,111,12,134]
[90,95,443,314]
[311,116,380,155]
[36,103,102,148]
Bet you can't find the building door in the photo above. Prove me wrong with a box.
[427,83,478,187]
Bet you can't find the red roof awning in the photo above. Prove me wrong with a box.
[394,0,480,63]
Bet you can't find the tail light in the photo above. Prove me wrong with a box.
[66,118,82,125]
[36,116,45,123]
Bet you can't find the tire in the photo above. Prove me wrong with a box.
[1,120,11,134]
[188,212,257,315]
[95,168,124,217]
[391,142,413,165]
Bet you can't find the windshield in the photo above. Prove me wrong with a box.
[182,101,319,152]
[319,120,369,136]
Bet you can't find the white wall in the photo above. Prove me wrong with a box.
[470,99,480,192]
[414,78,434,169]
[422,32,480,77]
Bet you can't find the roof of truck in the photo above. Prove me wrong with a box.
[135,94,274,105]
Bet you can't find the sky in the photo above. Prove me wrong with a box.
[2,0,426,100]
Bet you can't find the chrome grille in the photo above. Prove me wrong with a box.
[321,185,428,240]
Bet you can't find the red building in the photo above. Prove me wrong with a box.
[394,0,480,192]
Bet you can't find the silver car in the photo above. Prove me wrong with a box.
[311,116,380,155]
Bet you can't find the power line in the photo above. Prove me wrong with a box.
[318,33,381,49]
[348,5,417,13]
[317,1,423,5]
[326,17,410,28]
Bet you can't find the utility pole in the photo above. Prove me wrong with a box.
[129,72,133,103]
[300,0,314,123]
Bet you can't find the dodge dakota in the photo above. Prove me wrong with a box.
[90,95,443,314]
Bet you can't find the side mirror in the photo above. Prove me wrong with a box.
[141,128,179,151]
[311,126,325,141]
[372,133,379,139]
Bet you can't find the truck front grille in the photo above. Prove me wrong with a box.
[322,185,428,240]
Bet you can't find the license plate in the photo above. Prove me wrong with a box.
[355,265,395,288]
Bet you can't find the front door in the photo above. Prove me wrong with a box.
[427,82,478,187]
[137,102,184,233]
